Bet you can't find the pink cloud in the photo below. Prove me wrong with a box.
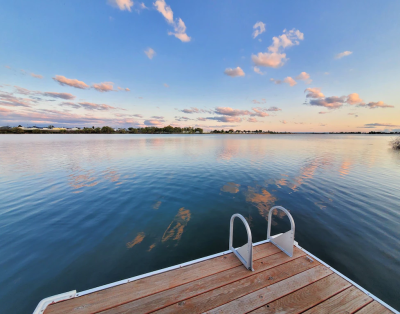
[248,117,258,122]
[78,102,119,111]
[215,107,251,116]
[53,75,90,89]
[305,87,325,98]
[0,92,34,107]
[295,72,312,84]
[144,119,164,126]
[42,92,76,100]
[181,107,212,114]
[346,93,363,105]
[252,29,304,68]
[309,96,346,109]
[251,107,269,117]
[283,77,297,86]
[30,73,43,79]
[335,51,353,59]
[92,82,114,92]
[207,116,242,123]
[107,0,134,11]
[358,101,393,109]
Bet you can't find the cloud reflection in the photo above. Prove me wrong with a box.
[162,207,191,243]
[221,182,240,193]
[126,232,145,248]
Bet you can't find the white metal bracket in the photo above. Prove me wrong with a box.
[267,206,295,257]
[32,290,76,314]
[229,214,254,271]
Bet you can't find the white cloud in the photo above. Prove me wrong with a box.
[168,18,191,42]
[252,28,304,68]
[107,0,134,11]
[253,66,265,75]
[295,72,312,84]
[144,48,156,59]
[154,0,191,42]
[224,67,245,77]
[335,51,353,59]
[252,21,266,39]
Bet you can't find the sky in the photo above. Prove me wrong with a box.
[1,0,400,132]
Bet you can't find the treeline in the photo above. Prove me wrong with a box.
[128,126,203,134]
[0,126,204,134]
[211,129,289,134]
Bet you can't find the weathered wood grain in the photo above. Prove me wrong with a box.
[106,252,312,314]
[355,301,394,314]
[205,265,332,314]
[45,243,280,314]
[249,273,351,313]
[303,286,372,314]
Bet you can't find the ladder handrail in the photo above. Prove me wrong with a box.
[267,206,295,257]
[267,206,295,239]
[229,214,253,271]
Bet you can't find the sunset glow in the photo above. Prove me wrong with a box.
[1,1,399,132]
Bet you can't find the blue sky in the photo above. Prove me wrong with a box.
[1,0,399,131]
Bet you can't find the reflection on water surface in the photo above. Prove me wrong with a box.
[0,134,399,313]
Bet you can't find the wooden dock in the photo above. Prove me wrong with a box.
[43,242,394,314]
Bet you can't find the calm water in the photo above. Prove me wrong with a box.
[0,134,399,313]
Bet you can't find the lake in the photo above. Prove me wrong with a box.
[0,134,399,313]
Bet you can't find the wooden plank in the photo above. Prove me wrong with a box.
[303,286,373,314]
[250,274,351,314]
[100,250,310,314]
[45,243,280,314]
[206,265,332,314]
[355,301,394,314]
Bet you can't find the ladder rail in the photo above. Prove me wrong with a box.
[267,206,295,257]
[229,214,254,271]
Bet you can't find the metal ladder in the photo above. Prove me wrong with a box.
[229,206,295,270]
